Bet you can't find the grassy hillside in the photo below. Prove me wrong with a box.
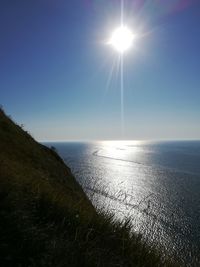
[0,108,178,267]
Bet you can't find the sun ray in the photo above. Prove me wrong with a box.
[120,53,124,136]
[104,55,119,96]
[120,0,124,137]
[115,53,121,83]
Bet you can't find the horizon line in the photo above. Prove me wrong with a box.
[39,138,200,143]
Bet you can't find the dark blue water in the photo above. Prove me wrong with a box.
[44,140,200,266]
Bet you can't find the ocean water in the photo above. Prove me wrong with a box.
[44,141,200,266]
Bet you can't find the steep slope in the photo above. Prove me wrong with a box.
[0,108,96,266]
[0,108,178,267]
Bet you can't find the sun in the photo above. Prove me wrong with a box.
[108,25,135,54]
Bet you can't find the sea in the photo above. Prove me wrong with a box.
[44,140,200,266]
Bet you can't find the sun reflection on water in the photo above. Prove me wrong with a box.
[92,141,154,228]
[90,141,190,259]
[98,140,144,159]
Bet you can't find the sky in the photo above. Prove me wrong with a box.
[0,0,200,141]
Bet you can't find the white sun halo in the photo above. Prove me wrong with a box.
[109,26,134,53]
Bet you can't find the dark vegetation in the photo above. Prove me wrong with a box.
[0,107,179,267]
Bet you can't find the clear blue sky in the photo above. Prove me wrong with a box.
[0,0,200,141]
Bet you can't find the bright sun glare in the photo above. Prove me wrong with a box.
[109,26,135,53]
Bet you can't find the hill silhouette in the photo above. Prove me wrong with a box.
[0,108,178,267]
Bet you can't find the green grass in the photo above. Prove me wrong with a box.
[0,108,179,267]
